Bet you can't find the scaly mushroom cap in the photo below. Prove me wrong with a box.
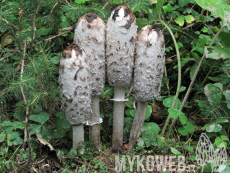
[134,25,165,103]
[59,44,92,125]
[74,13,106,96]
[106,6,137,87]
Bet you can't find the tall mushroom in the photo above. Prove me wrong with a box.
[128,25,165,150]
[74,13,105,149]
[59,44,92,149]
[106,6,137,152]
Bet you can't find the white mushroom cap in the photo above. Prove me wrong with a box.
[74,13,106,96]
[106,6,137,87]
[59,44,92,125]
[134,25,165,103]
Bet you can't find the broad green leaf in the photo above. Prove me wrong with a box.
[206,47,230,60]
[173,58,193,69]
[7,132,19,140]
[67,148,77,158]
[130,109,136,118]
[195,0,230,29]
[0,134,6,142]
[170,147,182,155]
[179,114,187,125]
[29,112,50,124]
[143,122,160,134]
[50,56,60,64]
[2,121,12,127]
[0,146,8,156]
[219,31,230,47]
[79,148,85,155]
[184,15,195,23]
[148,0,165,20]
[29,124,42,134]
[186,124,195,133]
[221,166,230,173]
[1,34,14,47]
[157,135,165,144]
[220,135,229,141]
[190,155,196,161]
[204,84,222,106]
[42,125,54,141]
[11,121,25,129]
[179,86,186,92]
[178,127,188,136]
[163,4,173,13]
[213,83,223,91]
[190,64,197,80]
[136,18,149,32]
[137,137,145,146]
[145,105,152,120]
[56,150,64,158]
[13,137,23,145]
[168,108,184,119]
[206,124,222,132]
[53,130,65,138]
[184,145,194,152]
[175,16,185,26]
[216,118,228,124]
[223,90,230,108]
[163,96,181,108]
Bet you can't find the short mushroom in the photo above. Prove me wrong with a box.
[106,6,137,152]
[74,13,105,149]
[128,25,165,150]
[59,43,92,149]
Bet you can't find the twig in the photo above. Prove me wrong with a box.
[0,18,19,30]
[36,31,71,45]
[59,26,74,32]
[51,1,58,13]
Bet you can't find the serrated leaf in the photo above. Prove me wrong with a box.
[175,16,185,26]
[185,15,195,23]
[29,112,50,124]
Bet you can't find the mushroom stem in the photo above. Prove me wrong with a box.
[72,124,84,149]
[89,96,101,149]
[128,101,148,150]
[112,86,125,151]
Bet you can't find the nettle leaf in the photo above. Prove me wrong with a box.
[204,84,222,106]
[185,15,195,23]
[168,108,184,119]
[175,15,185,26]
[29,112,50,125]
[195,0,230,29]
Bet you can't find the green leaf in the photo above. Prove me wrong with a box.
[42,125,54,141]
[56,150,64,158]
[179,86,186,92]
[163,4,173,13]
[67,148,77,158]
[136,18,149,32]
[0,146,8,156]
[1,34,14,47]
[145,105,152,120]
[195,0,230,29]
[175,16,185,26]
[29,112,50,125]
[219,31,230,47]
[179,114,187,125]
[206,124,222,132]
[184,15,195,23]
[221,135,229,141]
[178,127,188,136]
[216,118,228,124]
[223,90,230,108]
[213,83,223,91]
[13,137,23,145]
[7,132,19,140]
[29,124,42,134]
[50,56,60,64]
[184,145,194,152]
[190,64,197,80]
[204,84,222,106]
[0,134,6,142]
[186,124,195,133]
[168,108,184,119]
[148,0,165,20]
[143,122,160,134]
[170,147,182,155]
[206,47,230,60]
[130,109,136,118]
[163,96,181,108]
[190,155,196,161]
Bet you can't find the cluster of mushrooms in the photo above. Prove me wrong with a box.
[59,5,165,152]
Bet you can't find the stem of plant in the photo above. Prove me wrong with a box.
[89,96,101,149]
[73,124,84,149]
[160,19,181,136]
[128,101,148,150]
[112,86,125,151]
[167,25,225,137]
